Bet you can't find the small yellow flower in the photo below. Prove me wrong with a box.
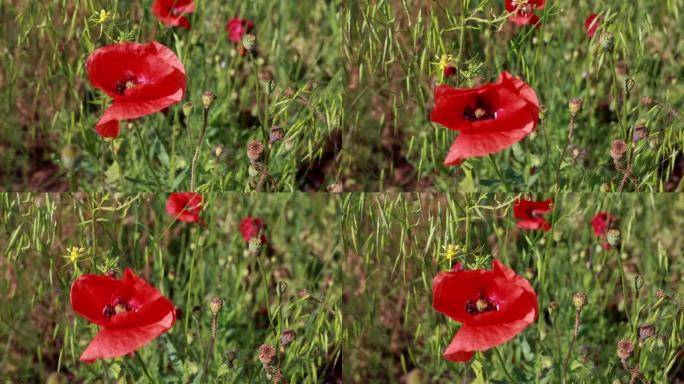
[433,54,457,73]
[93,9,112,25]
[444,244,461,260]
[65,246,85,265]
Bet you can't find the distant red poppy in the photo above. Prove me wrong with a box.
[505,0,545,26]
[70,268,176,363]
[166,192,202,223]
[591,212,616,249]
[152,0,195,30]
[240,217,267,243]
[584,13,600,38]
[430,71,540,166]
[226,17,255,43]
[433,259,538,362]
[86,41,186,138]
[513,198,553,231]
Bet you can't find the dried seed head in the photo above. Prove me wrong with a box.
[269,126,285,144]
[258,343,276,365]
[568,98,583,116]
[606,229,621,247]
[610,140,628,161]
[202,91,216,109]
[209,297,224,315]
[640,96,655,107]
[616,339,634,360]
[638,324,655,341]
[182,102,193,117]
[61,144,81,170]
[280,328,296,346]
[247,139,265,162]
[573,292,587,311]
[243,33,257,52]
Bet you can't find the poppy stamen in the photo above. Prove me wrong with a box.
[465,293,498,315]
[463,98,496,122]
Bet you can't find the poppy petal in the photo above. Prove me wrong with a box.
[447,310,536,358]
[79,311,175,363]
[70,273,132,326]
[432,269,495,323]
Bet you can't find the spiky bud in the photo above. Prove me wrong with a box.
[616,339,633,360]
[638,324,655,341]
[247,139,264,162]
[210,297,224,315]
[269,126,285,144]
[568,98,583,116]
[249,237,263,255]
[610,140,628,162]
[633,124,648,142]
[600,32,614,51]
[607,229,621,247]
[258,344,276,365]
[573,292,587,311]
[243,33,257,53]
[202,91,216,109]
[280,328,296,346]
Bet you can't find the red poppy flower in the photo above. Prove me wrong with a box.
[165,192,202,223]
[70,268,176,363]
[505,0,544,26]
[152,0,195,30]
[513,198,553,231]
[239,217,267,243]
[433,259,538,362]
[592,212,616,250]
[226,17,255,43]
[430,71,540,166]
[86,41,186,138]
[584,13,600,38]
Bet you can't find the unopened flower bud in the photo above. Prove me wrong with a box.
[249,237,263,255]
[182,102,193,117]
[247,139,264,162]
[568,98,583,116]
[269,126,284,144]
[61,144,81,170]
[267,79,277,94]
[443,65,456,78]
[212,144,226,160]
[616,339,633,360]
[600,32,614,51]
[242,33,257,53]
[638,324,655,341]
[202,91,216,109]
[600,183,611,192]
[607,229,621,247]
[573,292,587,311]
[280,328,296,346]
[210,297,223,315]
[633,124,648,142]
[624,78,635,93]
[610,140,627,162]
[276,280,288,296]
[258,343,276,365]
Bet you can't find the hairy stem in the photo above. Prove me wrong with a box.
[190,107,209,192]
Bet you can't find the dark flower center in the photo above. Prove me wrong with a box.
[103,297,131,319]
[115,77,139,96]
[465,292,498,315]
[463,97,496,122]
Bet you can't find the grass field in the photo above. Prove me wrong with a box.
[343,0,684,192]
[0,193,342,382]
[0,1,342,192]
[343,193,683,382]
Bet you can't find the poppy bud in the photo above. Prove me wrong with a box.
[276,280,288,296]
[242,33,257,53]
[267,79,277,94]
[61,144,81,170]
[280,328,296,346]
[210,297,223,315]
[202,91,216,109]
[182,102,193,117]
[258,343,276,365]
[568,98,583,116]
[249,237,263,255]
[327,183,343,193]
[600,183,611,192]
[624,78,635,93]
[607,229,621,247]
[573,292,587,311]
[247,139,264,162]
[600,32,614,51]
[638,324,655,341]
[443,65,457,78]
[269,126,284,144]
[616,339,633,360]
[633,123,648,142]
[610,140,627,162]
[640,96,655,107]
